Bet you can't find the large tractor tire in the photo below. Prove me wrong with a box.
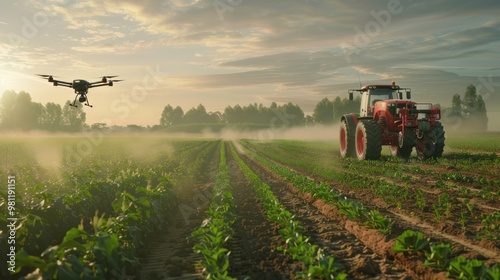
[396,129,417,159]
[417,121,445,160]
[430,121,445,159]
[416,137,435,160]
[355,120,382,160]
[339,120,355,158]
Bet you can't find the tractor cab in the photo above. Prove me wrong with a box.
[348,81,411,117]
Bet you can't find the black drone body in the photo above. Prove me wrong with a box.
[37,75,122,108]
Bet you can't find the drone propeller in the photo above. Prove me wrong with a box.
[109,79,124,82]
[36,74,56,79]
[100,75,119,83]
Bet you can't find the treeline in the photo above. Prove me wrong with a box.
[442,84,488,131]
[159,96,362,128]
[0,90,362,132]
[0,90,86,132]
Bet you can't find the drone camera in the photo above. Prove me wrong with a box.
[79,96,87,102]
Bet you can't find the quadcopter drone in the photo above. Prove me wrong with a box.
[37,74,123,108]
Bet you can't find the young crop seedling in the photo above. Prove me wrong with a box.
[479,211,500,240]
[464,198,476,215]
[393,230,430,254]
[337,199,367,221]
[424,243,453,270]
[414,188,427,212]
[460,211,468,230]
[363,210,393,234]
[446,256,489,280]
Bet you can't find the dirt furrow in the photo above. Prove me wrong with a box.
[238,150,414,279]
[226,146,294,279]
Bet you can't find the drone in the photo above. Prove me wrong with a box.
[37,74,123,108]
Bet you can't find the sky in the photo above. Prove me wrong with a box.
[1,0,499,130]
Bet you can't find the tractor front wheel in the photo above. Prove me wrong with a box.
[416,137,434,160]
[340,120,355,158]
[396,129,417,159]
[417,121,445,160]
[355,120,381,160]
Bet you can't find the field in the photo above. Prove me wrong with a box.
[0,132,499,279]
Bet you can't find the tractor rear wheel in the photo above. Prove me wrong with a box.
[355,120,381,160]
[340,120,355,158]
[431,121,445,159]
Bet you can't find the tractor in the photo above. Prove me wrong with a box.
[339,81,445,160]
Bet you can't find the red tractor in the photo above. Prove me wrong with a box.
[339,81,445,160]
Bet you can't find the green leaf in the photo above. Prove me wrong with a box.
[393,230,429,253]
[14,250,46,272]
[62,227,88,243]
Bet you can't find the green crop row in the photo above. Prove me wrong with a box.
[229,143,347,279]
[237,140,500,279]
[191,142,237,279]
[241,140,496,239]
[239,141,393,234]
[393,230,499,279]
[15,183,174,279]
[0,139,217,279]
[244,139,499,191]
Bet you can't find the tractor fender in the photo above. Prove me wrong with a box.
[341,114,358,137]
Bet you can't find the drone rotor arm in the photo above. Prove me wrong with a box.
[89,80,107,85]
[88,83,112,88]
[52,80,73,87]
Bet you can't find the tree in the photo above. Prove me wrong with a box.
[313,98,334,124]
[160,105,184,126]
[277,102,305,126]
[463,84,478,113]
[160,105,174,126]
[183,104,211,123]
[0,90,18,129]
[332,96,343,120]
[171,106,184,125]
[0,91,43,131]
[16,91,39,130]
[43,102,63,131]
[61,101,86,132]
[450,93,462,117]
[447,84,488,131]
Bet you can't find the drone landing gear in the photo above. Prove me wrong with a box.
[70,94,79,107]
[70,93,93,108]
[84,97,93,108]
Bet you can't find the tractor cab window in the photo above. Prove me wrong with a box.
[366,89,395,115]
[368,89,394,106]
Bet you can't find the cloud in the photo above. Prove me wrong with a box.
[3,0,500,125]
